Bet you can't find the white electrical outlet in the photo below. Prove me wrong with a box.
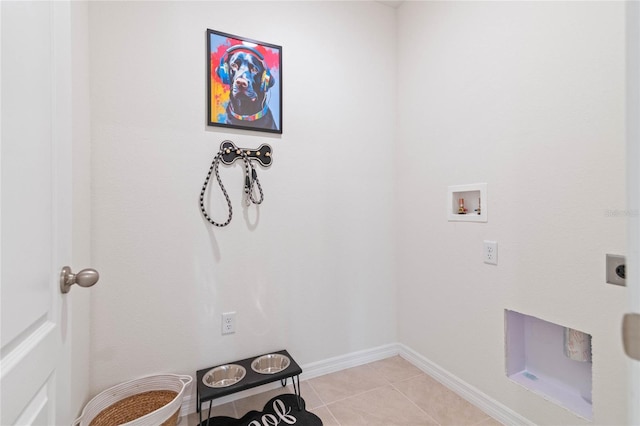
[221,312,236,335]
[484,240,498,265]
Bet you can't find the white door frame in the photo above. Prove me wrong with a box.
[626,1,640,424]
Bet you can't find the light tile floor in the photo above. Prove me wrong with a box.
[183,356,503,426]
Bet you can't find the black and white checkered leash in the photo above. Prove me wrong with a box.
[200,149,264,227]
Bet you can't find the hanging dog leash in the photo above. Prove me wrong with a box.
[200,140,272,227]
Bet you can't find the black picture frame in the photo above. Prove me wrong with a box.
[207,29,282,134]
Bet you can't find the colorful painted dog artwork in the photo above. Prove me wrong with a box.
[216,45,278,130]
[208,30,282,133]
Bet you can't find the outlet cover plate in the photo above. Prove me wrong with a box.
[484,240,498,265]
[222,312,236,335]
[606,254,625,286]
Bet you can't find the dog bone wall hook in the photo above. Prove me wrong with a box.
[199,140,272,227]
[219,140,273,167]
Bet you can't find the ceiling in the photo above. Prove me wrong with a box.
[376,0,404,9]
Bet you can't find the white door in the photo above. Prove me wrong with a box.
[1,1,81,424]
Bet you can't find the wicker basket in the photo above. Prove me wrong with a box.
[74,374,192,426]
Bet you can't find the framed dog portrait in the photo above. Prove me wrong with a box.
[207,29,282,134]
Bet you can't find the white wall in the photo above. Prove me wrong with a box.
[626,2,640,424]
[396,2,628,425]
[88,0,397,398]
[87,2,630,423]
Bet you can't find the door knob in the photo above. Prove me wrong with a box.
[60,266,99,294]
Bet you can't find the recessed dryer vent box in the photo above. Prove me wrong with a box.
[505,310,593,420]
[447,183,487,222]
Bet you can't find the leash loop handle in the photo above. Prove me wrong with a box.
[200,140,268,227]
[200,150,233,227]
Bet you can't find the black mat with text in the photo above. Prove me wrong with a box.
[200,393,322,426]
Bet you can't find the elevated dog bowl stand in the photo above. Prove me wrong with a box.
[196,350,302,426]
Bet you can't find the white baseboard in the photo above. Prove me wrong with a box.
[397,344,534,426]
[180,343,532,425]
[299,343,399,381]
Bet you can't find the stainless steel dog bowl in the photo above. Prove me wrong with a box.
[202,364,246,388]
[251,354,290,374]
